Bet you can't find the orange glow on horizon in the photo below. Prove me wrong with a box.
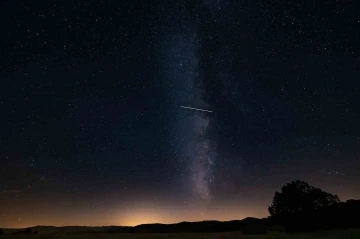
[0,200,269,228]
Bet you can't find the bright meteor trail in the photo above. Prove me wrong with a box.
[180,106,213,113]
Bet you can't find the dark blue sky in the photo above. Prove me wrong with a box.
[0,0,359,227]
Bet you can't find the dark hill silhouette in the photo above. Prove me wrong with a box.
[12,228,37,235]
[4,218,267,235]
[111,217,267,234]
[31,226,126,234]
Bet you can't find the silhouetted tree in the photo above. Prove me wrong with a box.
[268,180,340,218]
[0,228,4,235]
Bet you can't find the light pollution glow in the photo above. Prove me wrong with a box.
[2,186,358,228]
[0,201,268,228]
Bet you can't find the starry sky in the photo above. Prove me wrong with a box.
[1,0,360,228]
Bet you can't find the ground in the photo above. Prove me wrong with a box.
[1,229,360,239]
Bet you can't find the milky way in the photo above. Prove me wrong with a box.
[186,72,215,202]
[162,21,216,202]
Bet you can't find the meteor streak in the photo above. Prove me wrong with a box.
[180,106,212,113]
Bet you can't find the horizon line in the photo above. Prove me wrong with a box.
[1,217,264,229]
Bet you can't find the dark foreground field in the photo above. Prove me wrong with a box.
[2,229,360,239]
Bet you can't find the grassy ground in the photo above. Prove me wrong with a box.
[1,229,360,239]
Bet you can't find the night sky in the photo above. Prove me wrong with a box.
[1,0,360,228]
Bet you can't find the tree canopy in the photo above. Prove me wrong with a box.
[268,180,340,217]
